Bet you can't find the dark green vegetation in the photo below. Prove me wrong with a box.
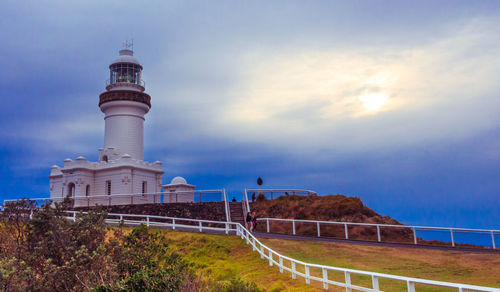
[0,199,259,292]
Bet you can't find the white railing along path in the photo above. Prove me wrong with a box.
[62,211,500,292]
[258,217,499,249]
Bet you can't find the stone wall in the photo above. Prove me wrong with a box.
[73,201,228,222]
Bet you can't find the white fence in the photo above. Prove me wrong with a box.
[257,218,499,250]
[241,189,498,249]
[3,189,231,222]
[61,211,500,292]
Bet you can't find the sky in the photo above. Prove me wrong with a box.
[0,1,499,229]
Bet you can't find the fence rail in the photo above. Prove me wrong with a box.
[258,217,499,249]
[58,211,500,292]
[4,189,226,207]
[3,189,231,223]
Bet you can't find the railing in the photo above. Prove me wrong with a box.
[3,189,227,208]
[64,211,237,235]
[223,189,230,222]
[243,188,317,213]
[257,218,499,250]
[243,189,251,213]
[60,211,500,291]
[234,223,500,292]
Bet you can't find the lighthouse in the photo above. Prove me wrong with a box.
[48,47,166,207]
[99,48,150,161]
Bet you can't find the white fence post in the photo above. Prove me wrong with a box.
[146,216,149,227]
[345,271,352,292]
[413,227,417,245]
[345,223,349,239]
[252,237,256,251]
[260,245,264,259]
[491,231,496,249]
[279,256,283,273]
[305,265,310,284]
[172,218,176,230]
[322,268,328,290]
[407,280,416,292]
[266,219,270,233]
[377,225,381,242]
[199,221,202,232]
[292,220,296,235]
[317,221,320,237]
[225,223,229,234]
[450,229,455,247]
[291,261,296,279]
[73,212,76,222]
[269,250,273,266]
[372,275,380,291]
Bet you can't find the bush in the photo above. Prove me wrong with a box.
[0,200,197,291]
[0,199,261,291]
[256,193,267,202]
[220,278,261,292]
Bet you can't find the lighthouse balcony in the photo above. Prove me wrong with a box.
[106,80,145,92]
[99,90,151,107]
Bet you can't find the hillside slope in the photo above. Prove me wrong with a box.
[250,194,399,224]
[159,228,500,291]
[250,194,413,242]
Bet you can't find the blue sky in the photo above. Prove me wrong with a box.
[0,1,499,228]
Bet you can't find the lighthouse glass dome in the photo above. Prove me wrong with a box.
[109,63,142,85]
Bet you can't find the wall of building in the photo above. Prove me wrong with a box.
[49,164,163,208]
[101,101,149,160]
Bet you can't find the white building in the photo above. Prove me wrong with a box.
[49,48,191,207]
[162,176,196,203]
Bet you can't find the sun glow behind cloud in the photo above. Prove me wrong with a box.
[358,93,389,112]
[206,17,500,153]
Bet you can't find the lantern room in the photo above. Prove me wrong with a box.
[106,49,145,92]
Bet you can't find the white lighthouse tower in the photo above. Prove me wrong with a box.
[99,47,149,161]
[49,47,165,207]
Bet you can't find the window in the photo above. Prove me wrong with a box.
[142,181,147,194]
[106,180,111,196]
[67,182,75,197]
[102,155,108,162]
[85,185,90,197]
[110,63,142,85]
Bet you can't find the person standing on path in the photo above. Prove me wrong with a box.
[246,211,252,230]
[251,211,258,232]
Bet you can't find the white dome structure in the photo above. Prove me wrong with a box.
[171,176,187,185]
[162,176,197,203]
[111,49,142,66]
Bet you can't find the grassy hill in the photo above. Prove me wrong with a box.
[158,228,500,291]
[251,194,396,223]
[250,194,414,242]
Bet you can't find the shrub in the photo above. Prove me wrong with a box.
[220,278,261,292]
[256,193,267,202]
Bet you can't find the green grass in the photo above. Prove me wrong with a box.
[147,227,500,291]
[154,228,322,291]
[259,237,500,291]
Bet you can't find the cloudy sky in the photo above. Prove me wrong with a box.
[0,1,499,228]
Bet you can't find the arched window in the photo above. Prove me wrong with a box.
[102,155,108,162]
[67,182,75,198]
[142,181,147,194]
[85,185,90,197]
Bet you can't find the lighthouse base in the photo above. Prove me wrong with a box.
[49,152,164,208]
